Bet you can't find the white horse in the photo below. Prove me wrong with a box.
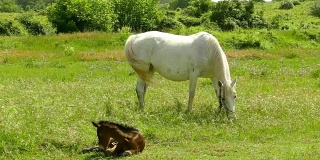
[124,31,237,119]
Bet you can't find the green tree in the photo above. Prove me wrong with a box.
[159,0,171,3]
[16,0,55,11]
[0,0,22,12]
[210,0,266,31]
[311,0,320,17]
[184,0,212,17]
[169,0,190,9]
[112,0,161,31]
[18,12,56,35]
[47,0,115,33]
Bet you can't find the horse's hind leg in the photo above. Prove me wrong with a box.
[136,77,147,109]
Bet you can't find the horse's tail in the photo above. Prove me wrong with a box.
[124,35,153,83]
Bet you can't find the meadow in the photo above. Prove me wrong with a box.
[0,31,319,159]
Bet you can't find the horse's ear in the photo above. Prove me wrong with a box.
[231,78,237,88]
[218,81,223,87]
[92,121,99,128]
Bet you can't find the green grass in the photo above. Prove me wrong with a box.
[0,33,319,159]
[0,1,320,159]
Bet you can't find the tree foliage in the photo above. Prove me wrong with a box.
[0,0,22,12]
[47,0,115,33]
[46,0,161,32]
[279,0,294,10]
[0,14,28,36]
[311,0,320,17]
[1,0,272,33]
[112,0,161,31]
[184,0,212,17]
[169,0,190,9]
[15,0,55,11]
[18,12,56,35]
[210,0,267,31]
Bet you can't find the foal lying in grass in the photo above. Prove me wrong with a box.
[82,121,145,157]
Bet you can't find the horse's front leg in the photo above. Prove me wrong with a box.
[188,73,199,111]
[136,77,147,109]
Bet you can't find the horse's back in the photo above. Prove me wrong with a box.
[126,31,220,81]
[133,31,211,45]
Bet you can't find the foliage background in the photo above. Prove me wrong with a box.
[0,0,319,34]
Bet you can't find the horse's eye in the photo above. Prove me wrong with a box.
[234,95,237,99]
[222,98,225,101]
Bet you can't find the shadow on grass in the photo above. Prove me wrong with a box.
[81,147,141,160]
[41,139,80,153]
[83,152,122,160]
[41,139,126,159]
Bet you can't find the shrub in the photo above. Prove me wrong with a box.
[210,0,267,31]
[292,0,300,6]
[18,12,56,35]
[279,1,294,10]
[0,0,22,12]
[185,0,212,18]
[249,14,268,29]
[221,17,239,31]
[311,68,320,79]
[159,16,184,30]
[177,16,201,27]
[269,14,290,29]
[228,35,262,49]
[302,30,320,42]
[311,0,320,17]
[252,0,265,2]
[0,17,28,36]
[200,11,221,31]
[47,0,115,33]
[169,0,190,9]
[111,0,161,32]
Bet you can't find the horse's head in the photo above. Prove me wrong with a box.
[218,79,237,119]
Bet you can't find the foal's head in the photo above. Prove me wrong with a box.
[218,79,237,119]
[92,121,114,150]
[91,121,140,151]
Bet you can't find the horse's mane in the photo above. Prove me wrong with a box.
[209,35,231,84]
[98,121,140,133]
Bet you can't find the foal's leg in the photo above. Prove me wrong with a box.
[136,77,147,109]
[122,149,138,156]
[105,144,117,156]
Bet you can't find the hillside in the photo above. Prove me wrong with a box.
[257,1,320,31]
[200,0,320,51]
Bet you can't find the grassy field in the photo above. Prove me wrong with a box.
[0,31,319,159]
